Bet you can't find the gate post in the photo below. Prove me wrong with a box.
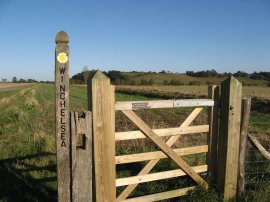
[88,71,116,202]
[70,111,93,202]
[55,31,71,202]
[217,77,242,201]
[237,97,251,196]
[207,85,219,181]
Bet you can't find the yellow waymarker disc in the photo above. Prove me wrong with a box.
[57,52,68,64]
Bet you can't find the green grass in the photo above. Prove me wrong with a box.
[0,83,156,201]
[249,112,270,133]
[0,83,269,201]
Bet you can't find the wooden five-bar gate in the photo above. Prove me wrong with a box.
[55,31,243,202]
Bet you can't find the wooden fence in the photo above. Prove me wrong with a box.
[238,97,269,195]
[55,31,244,202]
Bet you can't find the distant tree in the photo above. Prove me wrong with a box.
[12,76,17,83]
[18,78,26,83]
[107,71,128,84]
[250,71,270,81]
[160,70,166,73]
[1,78,7,82]
[233,71,248,77]
[82,65,89,84]
[186,71,194,76]
[27,79,37,83]
[223,72,232,77]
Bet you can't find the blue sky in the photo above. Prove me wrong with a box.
[0,0,269,81]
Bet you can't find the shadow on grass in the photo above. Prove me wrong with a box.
[0,152,57,202]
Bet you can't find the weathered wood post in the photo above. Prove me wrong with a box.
[88,71,116,202]
[70,111,93,202]
[217,77,242,201]
[207,85,220,181]
[237,97,251,196]
[55,31,71,201]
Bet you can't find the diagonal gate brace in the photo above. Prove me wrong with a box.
[117,107,204,200]
[121,110,209,190]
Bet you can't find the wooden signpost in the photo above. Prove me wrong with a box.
[55,31,71,202]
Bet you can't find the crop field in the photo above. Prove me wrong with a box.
[117,85,270,100]
[122,72,269,86]
[0,83,269,201]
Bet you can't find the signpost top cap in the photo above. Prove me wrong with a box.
[55,31,69,43]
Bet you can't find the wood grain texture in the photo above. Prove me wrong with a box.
[55,31,70,202]
[217,77,242,201]
[237,97,251,196]
[117,107,203,200]
[122,110,208,188]
[71,111,92,202]
[116,165,207,186]
[119,186,196,202]
[207,85,220,180]
[115,99,214,110]
[89,71,116,202]
[115,145,208,164]
[115,125,209,141]
[248,135,270,160]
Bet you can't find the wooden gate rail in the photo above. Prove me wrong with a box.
[115,145,208,164]
[115,99,214,110]
[116,165,208,186]
[119,186,196,202]
[115,125,209,140]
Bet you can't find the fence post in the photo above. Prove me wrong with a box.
[207,85,220,182]
[71,111,93,201]
[88,71,116,202]
[55,31,71,202]
[217,77,242,201]
[237,97,251,196]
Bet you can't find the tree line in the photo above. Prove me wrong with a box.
[10,76,37,83]
[186,70,270,81]
[70,69,155,85]
[70,68,270,85]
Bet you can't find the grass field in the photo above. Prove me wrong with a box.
[0,83,269,201]
[117,85,270,100]
[122,72,269,86]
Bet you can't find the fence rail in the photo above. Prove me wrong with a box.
[115,124,209,140]
[115,99,214,110]
[115,145,208,164]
